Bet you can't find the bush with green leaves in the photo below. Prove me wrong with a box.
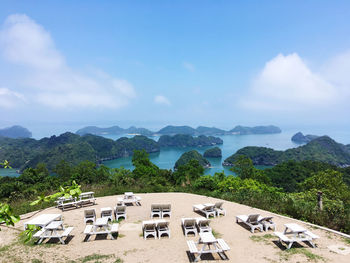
[0,203,20,230]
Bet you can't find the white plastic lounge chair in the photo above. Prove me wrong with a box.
[193,204,216,218]
[196,218,211,233]
[236,214,263,233]
[157,221,170,239]
[84,209,96,224]
[101,207,113,221]
[115,205,127,220]
[259,216,275,231]
[182,218,198,236]
[151,204,162,218]
[214,202,226,216]
[161,204,171,218]
[143,222,157,240]
[34,227,74,244]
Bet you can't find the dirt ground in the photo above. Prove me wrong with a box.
[1,192,349,263]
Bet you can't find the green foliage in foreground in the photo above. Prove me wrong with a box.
[0,202,20,230]
[1,150,350,235]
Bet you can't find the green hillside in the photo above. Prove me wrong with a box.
[174,150,210,169]
[224,136,350,166]
[158,134,223,147]
[0,133,159,171]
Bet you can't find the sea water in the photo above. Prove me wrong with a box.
[103,131,304,175]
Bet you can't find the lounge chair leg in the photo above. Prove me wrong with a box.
[59,237,65,245]
[309,241,316,248]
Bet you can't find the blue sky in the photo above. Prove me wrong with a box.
[0,1,350,134]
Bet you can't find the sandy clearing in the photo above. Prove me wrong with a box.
[1,192,350,263]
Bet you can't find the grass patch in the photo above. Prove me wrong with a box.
[250,234,275,244]
[0,243,13,253]
[118,233,125,238]
[79,254,113,263]
[31,259,43,263]
[123,248,138,256]
[342,237,350,245]
[279,248,324,262]
[139,233,143,237]
[114,258,123,263]
[212,229,222,238]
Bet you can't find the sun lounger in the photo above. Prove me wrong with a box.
[157,221,170,239]
[84,209,96,224]
[195,218,212,233]
[182,218,198,236]
[214,202,226,216]
[236,214,263,233]
[101,207,113,221]
[161,204,171,218]
[193,204,216,218]
[115,205,127,220]
[143,222,157,240]
[259,216,275,231]
[151,204,162,218]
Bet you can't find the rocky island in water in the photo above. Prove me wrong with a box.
[174,150,210,169]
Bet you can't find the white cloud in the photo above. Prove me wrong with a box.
[183,61,195,72]
[0,14,136,109]
[0,87,25,108]
[240,53,346,112]
[154,95,171,106]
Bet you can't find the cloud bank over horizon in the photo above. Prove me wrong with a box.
[240,52,350,116]
[0,14,136,109]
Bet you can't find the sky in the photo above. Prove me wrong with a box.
[0,1,350,136]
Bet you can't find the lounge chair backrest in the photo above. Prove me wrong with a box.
[84,209,96,217]
[144,223,156,230]
[198,220,210,227]
[259,216,273,223]
[247,214,260,223]
[116,206,126,212]
[151,204,161,210]
[161,204,171,210]
[158,222,169,229]
[215,202,223,209]
[184,219,196,227]
[203,205,214,211]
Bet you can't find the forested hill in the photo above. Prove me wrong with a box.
[76,125,154,136]
[158,134,223,147]
[0,125,32,138]
[230,125,281,135]
[0,132,159,171]
[174,150,210,169]
[224,136,350,167]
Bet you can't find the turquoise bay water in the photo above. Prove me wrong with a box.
[103,131,303,175]
[0,168,18,177]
